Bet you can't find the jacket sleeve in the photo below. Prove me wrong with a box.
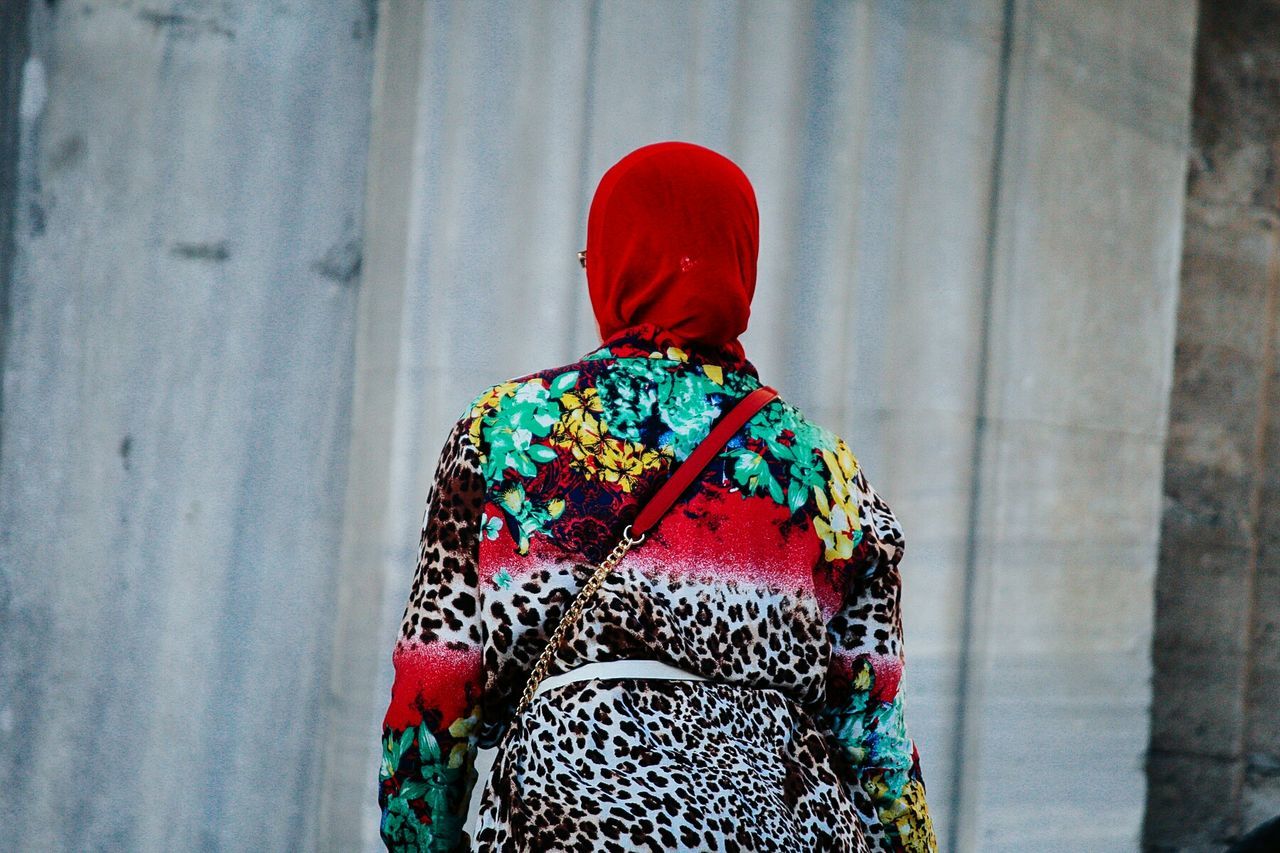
[814,445,938,853]
[378,413,487,853]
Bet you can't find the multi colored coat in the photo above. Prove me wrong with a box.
[377,322,937,852]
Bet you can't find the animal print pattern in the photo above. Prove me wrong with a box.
[378,321,937,852]
[475,678,870,852]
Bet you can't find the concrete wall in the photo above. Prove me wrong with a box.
[0,2,375,850]
[0,2,1201,851]
[952,2,1198,849]
[1145,2,1280,849]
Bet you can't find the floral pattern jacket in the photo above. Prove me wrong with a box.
[377,321,936,851]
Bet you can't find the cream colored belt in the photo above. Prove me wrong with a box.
[464,659,710,841]
[532,657,709,697]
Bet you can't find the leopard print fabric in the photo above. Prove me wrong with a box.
[378,321,937,852]
[475,679,869,852]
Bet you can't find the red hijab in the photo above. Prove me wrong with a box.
[585,141,759,361]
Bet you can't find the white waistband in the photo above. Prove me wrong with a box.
[534,658,709,698]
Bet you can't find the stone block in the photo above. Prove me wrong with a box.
[1144,749,1240,850]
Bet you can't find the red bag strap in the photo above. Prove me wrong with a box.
[631,384,779,536]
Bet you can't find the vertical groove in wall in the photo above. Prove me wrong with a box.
[945,0,1017,848]
[569,0,600,345]
[312,1,400,847]
[0,0,32,490]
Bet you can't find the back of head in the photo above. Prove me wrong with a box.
[585,141,759,359]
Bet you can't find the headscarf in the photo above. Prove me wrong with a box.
[585,141,759,361]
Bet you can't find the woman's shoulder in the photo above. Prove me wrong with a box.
[449,356,902,569]
[454,355,854,454]
[746,397,905,570]
[452,356,599,426]
[450,356,872,491]
[750,393,856,468]
[445,355,608,480]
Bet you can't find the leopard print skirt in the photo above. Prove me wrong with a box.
[471,677,869,853]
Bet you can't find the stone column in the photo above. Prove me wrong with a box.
[1146,2,1280,849]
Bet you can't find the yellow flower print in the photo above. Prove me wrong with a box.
[499,484,525,514]
[852,659,873,692]
[863,771,896,804]
[549,394,666,490]
[445,704,481,769]
[595,438,665,493]
[885,779,937,853]
[447,706,479,739]
[812,440,863,562]
[644,345,689,362]
[560,385,603,414]
[830,439,859,479]
[551,389,606,459]
[496,482,562,555]
[702,364,723,385]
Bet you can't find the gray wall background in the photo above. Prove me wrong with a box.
[0,1,376,851]
[0,2,1212,852]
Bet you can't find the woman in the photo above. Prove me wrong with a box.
[377,141,937,853]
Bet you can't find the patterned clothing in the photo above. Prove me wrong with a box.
[377,321,937,852]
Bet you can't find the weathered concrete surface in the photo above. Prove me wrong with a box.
[315,2,427,849]
[0,2,375,851]
[948,2,1199,850]
[1145,2,1280,849]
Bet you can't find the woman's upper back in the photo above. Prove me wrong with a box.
[380,319,936,852]
[440,321,906,737]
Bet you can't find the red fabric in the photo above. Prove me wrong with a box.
[586,141,759,360]
[382,638,481,731]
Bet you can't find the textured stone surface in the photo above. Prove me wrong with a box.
[947,2,1198,850]
[1145,0,1280,849]
[0,2,375,851]
[0,1,28,406]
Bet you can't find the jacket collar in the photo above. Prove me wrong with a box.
[581,321,761,381]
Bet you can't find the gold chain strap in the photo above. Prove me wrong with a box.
[514,523,647,716]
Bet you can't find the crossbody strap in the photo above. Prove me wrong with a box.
[632,384,780,534]
[515,383,779,714]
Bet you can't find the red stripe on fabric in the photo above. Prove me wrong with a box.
[627,488,820,589]
[383,639,482,731]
